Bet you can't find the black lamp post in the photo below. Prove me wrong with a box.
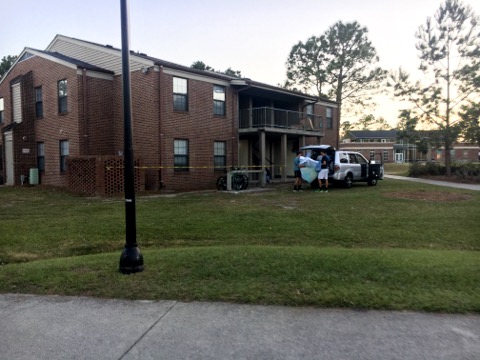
[119,0,144,274]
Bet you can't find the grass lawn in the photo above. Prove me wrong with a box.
[0,179,479,313]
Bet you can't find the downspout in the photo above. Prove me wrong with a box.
[158,65,164,188]
[82,68,88,155]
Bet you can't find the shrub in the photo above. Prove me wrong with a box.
[409,161,480,180]
[408,162,445,177]
[452,162,480,178]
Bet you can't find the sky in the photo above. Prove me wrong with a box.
[1,0,479,126]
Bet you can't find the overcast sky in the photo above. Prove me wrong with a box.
[1,0,479,125]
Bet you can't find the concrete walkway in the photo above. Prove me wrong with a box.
[384,174,480,191]
[1,294,479,360]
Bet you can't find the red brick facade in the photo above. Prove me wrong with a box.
[0,36,340,193]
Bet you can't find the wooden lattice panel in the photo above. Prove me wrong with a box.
[68,157,97,195]
[68,156,144,196]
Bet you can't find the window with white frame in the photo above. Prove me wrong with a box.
[213,85,226,116]
[0,97,4,124]
[214,141,226,169]
[326,107,333,129]
[58,79,68,114]
[383,150,389,161]
[35,86,43,118]
[370,150,375,160]
[59,140,69,172]
[173,77,188,111]
[37,142,45,172]
[174,139,189,171]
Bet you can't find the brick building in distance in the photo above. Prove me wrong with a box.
[340,130,479,163]
[0,35,339,194]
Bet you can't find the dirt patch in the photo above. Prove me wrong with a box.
[384,190,472,202]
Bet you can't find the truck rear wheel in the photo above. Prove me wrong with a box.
[368,178,378,186]
[344,174,353,188]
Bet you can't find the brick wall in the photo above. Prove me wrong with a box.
[78,73,115,156]
[155,71,237,192]
[0,57,80,186]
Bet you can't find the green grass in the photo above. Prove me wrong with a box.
[384,162,410,175]
[0,180,479,313]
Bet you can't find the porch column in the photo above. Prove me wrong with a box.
[248,96,253,128]
[281,133,287,182]
[300,135,306,149]
[259,129,266,186]
[270,101,275,127]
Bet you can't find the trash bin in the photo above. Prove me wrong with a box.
[29,168,39,185]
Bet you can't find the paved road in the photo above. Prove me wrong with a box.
[1,294,479,360]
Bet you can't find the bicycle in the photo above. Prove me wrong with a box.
[216,168,249,191]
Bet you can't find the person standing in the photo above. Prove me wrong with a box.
[293,151,304,192]
[316,150,330,192]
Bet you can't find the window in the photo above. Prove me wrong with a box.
[59,140,69,172]
[174,139,189,171]
[383,150,389,162]
[370,150,375,160]
[58,80,68,114]
[37,142,45,172]
[326,107,333,129]
[173,77,188,111]
[0,97,4,124]
[213,85,226,116]
[35,87,43,118]
[214,141,226,169]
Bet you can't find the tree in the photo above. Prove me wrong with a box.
[191,61,214,71]
[191,61,242,78]
[286,21,387,147]
[0,55,18,78]
[389,0,480,175]
[341,114,390,139]
[354,114,390,130]
[457,100,480,145]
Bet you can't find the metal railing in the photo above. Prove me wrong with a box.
[239,107,323,131]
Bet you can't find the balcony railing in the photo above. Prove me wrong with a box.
[239,107,323,131]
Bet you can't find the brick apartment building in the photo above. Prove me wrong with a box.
[0,35,339,193]
[340,130,479,163]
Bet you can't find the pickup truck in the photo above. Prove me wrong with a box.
[300,145,384,188]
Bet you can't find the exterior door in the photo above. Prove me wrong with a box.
[5,131,14,185]
[395,153,404,163]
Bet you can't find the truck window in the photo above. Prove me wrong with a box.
[356,154,368,164]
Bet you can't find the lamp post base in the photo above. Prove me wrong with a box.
[119,246,144,274]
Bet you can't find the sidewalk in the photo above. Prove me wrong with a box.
[384,174,480,191]
[1,294,479,360]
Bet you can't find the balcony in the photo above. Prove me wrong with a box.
[239,107,323,132]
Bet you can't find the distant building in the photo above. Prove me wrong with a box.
[340,130,479,163]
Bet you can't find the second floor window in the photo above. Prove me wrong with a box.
[37,142,45,172]
[214,141,226,169]
[58,79,68,114]
[173,77,188,111]
[326,107,333,129]
[60,140,69,172]
[213,85,226,116]
[35,87,43,118]
[174,139,189,171]
[0,97,4,124]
